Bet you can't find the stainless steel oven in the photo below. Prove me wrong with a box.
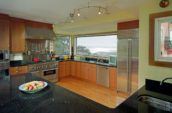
[28,62,58,83]
[0,50,9,61]
[0,61,9,80]
[42,68,58,83]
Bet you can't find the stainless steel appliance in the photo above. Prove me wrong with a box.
[96,65,109,87]
[28,62,58,83]
[0,50,10,79]
[109,55,117,66]
[0,50,10,61]
[117,29,139,94]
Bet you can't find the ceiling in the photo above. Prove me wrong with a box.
[0,0,150,24]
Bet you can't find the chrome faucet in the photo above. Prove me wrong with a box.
[97,58,103,63]
[160,77,172,85]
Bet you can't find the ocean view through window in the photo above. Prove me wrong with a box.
[76,35,117,57]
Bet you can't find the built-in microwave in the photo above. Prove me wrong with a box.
[109,55,117,66]
[0,50,9,61]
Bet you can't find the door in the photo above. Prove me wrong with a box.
[10,20,25,52]
[0,19,9,50]
[117,39,130,93]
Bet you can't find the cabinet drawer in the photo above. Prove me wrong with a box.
[9,67,19,75]
[9,66,28,75]
[18,66,28,74]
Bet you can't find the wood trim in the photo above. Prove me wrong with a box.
[0,13,10,20]
[117,20,139,30]
[0,13,53,29]
[149,11,172,67]
[25,20,53,29]
[10,17,53,29]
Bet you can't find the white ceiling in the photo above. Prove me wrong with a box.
[0,0,149,24]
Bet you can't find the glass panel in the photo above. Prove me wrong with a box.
[154,16,172,62]
[54,36,70,55]
[160,22,172,57]
[76,35,117,57]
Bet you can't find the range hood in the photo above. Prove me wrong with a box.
[25,27,56,40]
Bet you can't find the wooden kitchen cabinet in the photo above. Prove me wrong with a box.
[109,67,117,90]
[80,62,89,80]
[65,61,71,76]
[76,62,81,78]
[58,61,71,80]
[58,62,66,79]
[9,66,28,75]
[10,19,25,52]
[87,64,97,83]
[80,63,97,83]
[0,19,10,50]
[70,61,76,77]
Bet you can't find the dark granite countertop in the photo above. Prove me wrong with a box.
[10,59,117,67]
[0,74,171,113]
[57,59,117,67]
[10,60,58,67]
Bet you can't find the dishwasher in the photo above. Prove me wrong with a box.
[96,65,109,87]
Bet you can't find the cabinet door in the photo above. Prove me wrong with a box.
[18,66,28,74]
[9,67,18,75]
[0,19,10,50]
[70,61,76,77]
[88,64,97,83]
[76,62,81,78]
[80,63,86,79]
[10,20,25,52]
[109,67,117,90]
[58,62,66,79]
[65,61,71,77]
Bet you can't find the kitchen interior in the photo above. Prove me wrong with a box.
[0,0,172,113]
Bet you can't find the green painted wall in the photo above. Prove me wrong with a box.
[138,0,172,87]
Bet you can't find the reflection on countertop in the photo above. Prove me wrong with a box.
[0,74,172,113]
[10,59,117,67]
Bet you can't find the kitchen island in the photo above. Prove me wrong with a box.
[0,73,171,113]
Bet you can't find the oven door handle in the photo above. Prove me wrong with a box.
[42,68,58,71]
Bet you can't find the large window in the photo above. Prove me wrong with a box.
[54,35,70,55]
[76,35,117,57]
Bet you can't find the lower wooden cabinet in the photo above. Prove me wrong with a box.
[58,61,117,90]
[58,62,66,79]
[9,66,28,75]
[76,62,81,78]
[80,63,88,80]
[87,64,97,83]
[65,61,71,76]
[109,67,117,90]
[70,61,76,77]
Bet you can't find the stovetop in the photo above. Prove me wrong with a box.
[28,62,58,72]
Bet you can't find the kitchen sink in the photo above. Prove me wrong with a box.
[137,95,172,112]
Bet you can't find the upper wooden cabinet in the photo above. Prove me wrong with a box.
[10,19,25,52]
[0,17,10,50]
